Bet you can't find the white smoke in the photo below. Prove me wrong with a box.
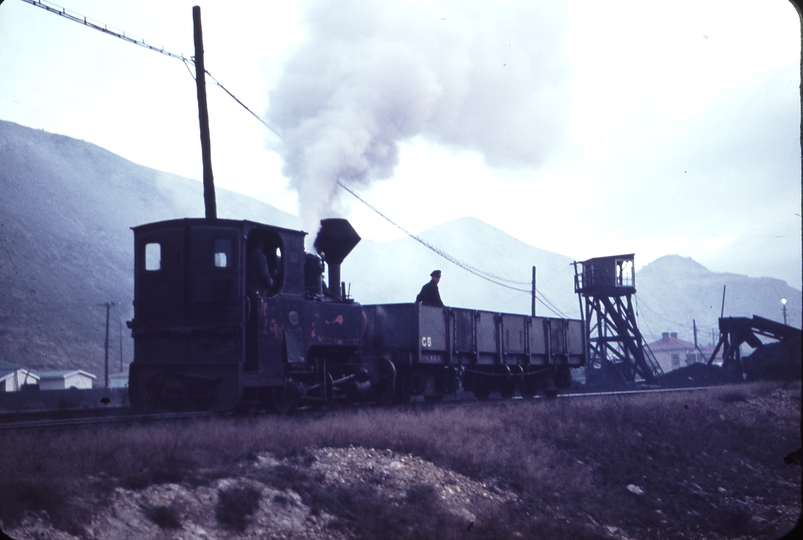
[266,0,571,236]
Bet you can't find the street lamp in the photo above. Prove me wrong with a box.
[781,297,787,325]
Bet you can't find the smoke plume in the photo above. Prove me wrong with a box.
[266,0,571,235]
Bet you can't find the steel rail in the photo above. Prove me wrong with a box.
[0,385,717,430]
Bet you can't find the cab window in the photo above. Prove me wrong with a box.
[214,238,232,268]
[145,243,161,271]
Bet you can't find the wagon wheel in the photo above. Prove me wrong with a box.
[272,384,299,414]
[499,381,516,399]
[520,378,537,399]
[542,373,558,398]
[473,384,491,401]
[555,366,573,389]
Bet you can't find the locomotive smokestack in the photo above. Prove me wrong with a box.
[313,219,360,296]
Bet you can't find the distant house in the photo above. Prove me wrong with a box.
[0,360,40,392]
[647,332,704,372]
[35,370,97,390]
[109,371,129,389]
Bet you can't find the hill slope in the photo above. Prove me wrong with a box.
[0,120,298,373]
[636,255,801,345]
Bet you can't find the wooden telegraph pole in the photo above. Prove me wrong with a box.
[193,6,217,220]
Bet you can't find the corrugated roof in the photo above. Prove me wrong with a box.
[0,368,39,381]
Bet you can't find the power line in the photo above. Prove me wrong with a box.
[20,0,190,61]
[203,70,282,139]
[20,0,284,138]
[336,181,529,288]
[337,181,569,318]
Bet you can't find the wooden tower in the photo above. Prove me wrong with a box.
[573,254,662,384]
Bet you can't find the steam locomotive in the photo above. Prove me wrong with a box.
[127,217,586,412]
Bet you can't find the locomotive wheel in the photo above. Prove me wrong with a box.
[394,392,412,405]
[374,379,395,406]
[272,385,299,414]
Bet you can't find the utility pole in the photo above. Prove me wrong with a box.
[193,5,217,220]
[119,319,124,372]
[104,302,111,389]
[102,301,119,389]
[531,266,536,317]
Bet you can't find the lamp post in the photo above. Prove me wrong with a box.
[781,297,787,325]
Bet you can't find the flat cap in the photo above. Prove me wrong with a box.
[430,270,441,277]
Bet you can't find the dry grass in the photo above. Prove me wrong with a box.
[0,381,799,538]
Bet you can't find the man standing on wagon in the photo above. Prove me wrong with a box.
[416,270,445,307]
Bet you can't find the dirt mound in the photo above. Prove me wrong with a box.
[657,363,743,388]
[744,336,802,381]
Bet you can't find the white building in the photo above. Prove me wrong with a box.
[0,360,40,391]
[36,370,97,390]
[110,372,129,388]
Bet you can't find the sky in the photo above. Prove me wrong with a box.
[1,0,801,289]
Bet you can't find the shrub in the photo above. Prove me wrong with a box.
[143,504,182,529]
[215,485,261,531]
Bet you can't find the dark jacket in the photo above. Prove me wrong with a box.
[247,250,272,295]
[416,281,444,307]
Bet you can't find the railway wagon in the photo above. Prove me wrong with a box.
[362,303,586,402]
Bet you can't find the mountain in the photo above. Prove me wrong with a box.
[0,120,298,374]
[0,120,799,375]
[635,255,801,346]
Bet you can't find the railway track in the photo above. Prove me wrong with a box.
[0,385,714,431]
[0,408,222,431]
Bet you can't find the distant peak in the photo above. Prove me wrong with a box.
[640,255,709,274]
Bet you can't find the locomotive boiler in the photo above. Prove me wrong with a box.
[127,216,585,412]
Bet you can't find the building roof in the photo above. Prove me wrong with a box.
[35,370,97,381]
[0,360,39,381]
[647,332,697,352]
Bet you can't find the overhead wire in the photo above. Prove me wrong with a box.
[20,0,571,318]
[19,0,190,61]
[337,181,569,318]
[21,0,284,138]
